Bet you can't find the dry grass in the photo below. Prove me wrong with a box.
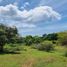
[22,58,36,67]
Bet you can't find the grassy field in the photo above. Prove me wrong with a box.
[0,45,67,67]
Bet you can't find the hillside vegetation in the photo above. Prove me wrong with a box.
[0,24,67,67]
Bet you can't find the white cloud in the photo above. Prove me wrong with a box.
[0,4,61,28]
[28,6,61,22]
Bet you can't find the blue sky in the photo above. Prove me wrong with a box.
[0,0,67,36]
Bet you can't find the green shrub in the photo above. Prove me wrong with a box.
[37,41,54,52]
[64,51,67,57]
[58,34,67,46]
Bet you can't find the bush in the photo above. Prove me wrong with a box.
[36,41,54,52]
[64,51,67,57]
[58,34,67,46]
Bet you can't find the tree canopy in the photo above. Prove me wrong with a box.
[0,24,19,52]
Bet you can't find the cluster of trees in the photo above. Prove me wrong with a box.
[0,24,22,52]
[22,32,67,52]
[23,32,67,46]
[0,23,67,52]
[22,33,58,46]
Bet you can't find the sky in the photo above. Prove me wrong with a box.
[0,0,67,36]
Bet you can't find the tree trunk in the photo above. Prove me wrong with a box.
[0,45,3,52]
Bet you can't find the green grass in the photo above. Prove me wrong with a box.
[0,45,67,67]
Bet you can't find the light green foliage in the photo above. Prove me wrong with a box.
[58,32,67,46]
[0,45,67,67]
[0,24,67,67]
[36,41,54,52]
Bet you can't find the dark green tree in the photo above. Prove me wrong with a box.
[43,33,58,41]
[0,30,6,52]
[24,35,33,46]
[0,24,19,52]
[33,36,42,44]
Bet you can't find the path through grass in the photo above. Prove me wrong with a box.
[0,46,67,67]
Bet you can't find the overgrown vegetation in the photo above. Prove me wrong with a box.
[0,24,22,52]
[64,51,67,57]
[35,41,54,52]
[0,24,67,52]
[0,24,67,67]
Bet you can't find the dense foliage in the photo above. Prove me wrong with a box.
[58,32,67,46]
[0,24,20,52]
[36,41,54,52]
[0,23,67,52]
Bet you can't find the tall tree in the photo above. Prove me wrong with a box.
[0,24,18,52]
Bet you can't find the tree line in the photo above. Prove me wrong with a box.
[0,24,67,52]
